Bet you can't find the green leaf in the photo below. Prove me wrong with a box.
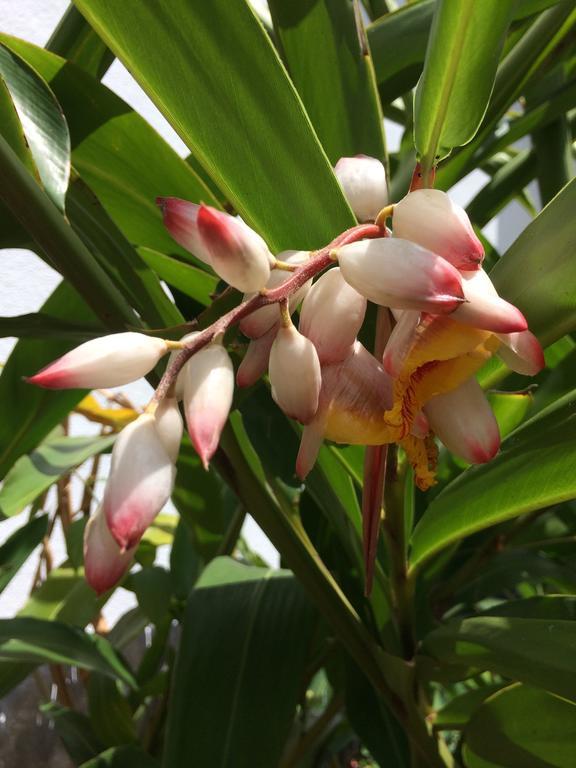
[80,746,160,768]
[18,567,105,627]
[0,312,100,340]
[463,685,576,768]
[73,0,355,250]
[163,557,317,767]
[0,73,37,177]
[0,515,48,593]
[47,5,113,79]
[0,34,219,262]
[0,281,99,480]
[0,43,70,211]
[410,396,576,570]
[434,684,503,731]
[368,0,433,103]
[0,617,136,687]
[487,391,533,437]
[268,0,386,164]
[414,0,514,168]
[138,247,218,307]
[0,434,115,518]
[482,595,576,621]
[88,673,137,747]
[420,615,576,703]
[172,436,237,563]
[41,702,106,766]
[0,131,142,331]
[125,567,173,625]
[491,177,576,346]
[66,175,183,329]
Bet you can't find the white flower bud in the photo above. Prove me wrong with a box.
[393,189,484,270]
[240,250,311,339]
[154,397,183,463]
[84,505,136,595]
[27,332,168,389]
[183,342,234,468]
[299,267,366,364]
[334,156,388,222]
[337,238,465,313]
[268,325,321,424]
[104,413,176,551]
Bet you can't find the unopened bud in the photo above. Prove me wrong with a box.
[425,376,500,464]
[183,342,234,468]
[453,269,527,334]
[299,267,367,364]
[393,189,484,270]
[337,238,465,313]
[334,156,388,222]
[382,310,421,378]
[167,332,198,400]
[27,332,168,390]
[156,197,212,265]
[269,325,321,424]
[84,505,136,595]
[197,205,273,292]
[154,397,183,463]
[240,251,311,339]
[236,323,279,388]
[104,414,176,551]
[496,330,545,376]
[158,199,273,292]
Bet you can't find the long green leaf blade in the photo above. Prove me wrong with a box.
[414,0,514,168]
[73,0,355,250]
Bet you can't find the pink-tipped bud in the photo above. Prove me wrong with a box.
[299,267,367,364]
[236,323,279,388]
[154,397,183,463]
[268,325,321,424]
[183,342,234,468]
[167,332,198,401]
[196,205,273,292]
[425,377,500,464]
[453,269,528,334]
[296,415,326,480]
[27,332,168,390]
[84,505,136,595]
[334,156,388,222]
[156,197,212,265]
[104,414,176,551]
[393,189,484,270]
[239,251,310,339]
[497,330,545,376]
[382,309,421,378]
[337,238,465,313]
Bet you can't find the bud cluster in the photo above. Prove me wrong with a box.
[27,156,544,592]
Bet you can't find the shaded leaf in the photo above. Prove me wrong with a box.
[80,745,160,768]
[420,615,576,703]
[0,617,136,687]
[464,684,576,768]
[73,0,355,251]
[163,557,316,767]
[41,702,106,766]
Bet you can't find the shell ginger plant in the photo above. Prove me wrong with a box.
[0,1,575,767]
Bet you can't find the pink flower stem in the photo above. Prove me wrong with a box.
[152,223,384,403]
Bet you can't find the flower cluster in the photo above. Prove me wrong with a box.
[28,157,544,593]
